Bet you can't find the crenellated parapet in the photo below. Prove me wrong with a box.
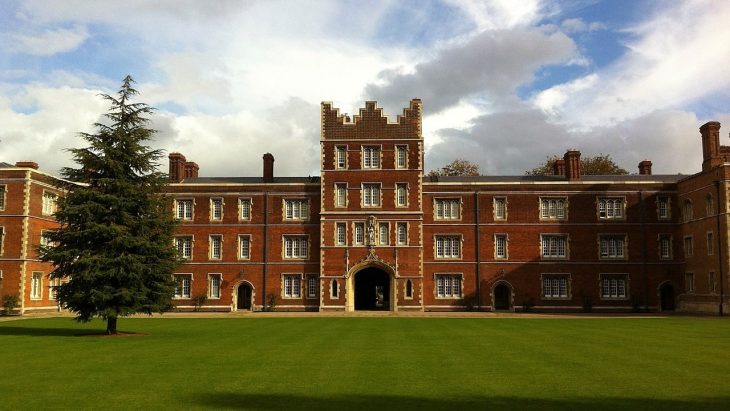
[321,99,422,140]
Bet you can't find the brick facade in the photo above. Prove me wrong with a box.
[1,100,728,314]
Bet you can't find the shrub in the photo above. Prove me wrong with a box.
[192,294,207,312]
[2,294,20,316]
[266,293,278,312]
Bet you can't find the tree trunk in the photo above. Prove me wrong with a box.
[106,316,117,335]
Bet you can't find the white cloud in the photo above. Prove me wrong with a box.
[445,0,545,30]
[560,18,607,33]
[1,25,88,56]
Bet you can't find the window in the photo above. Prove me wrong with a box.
[336,223,346,246]
[209,235,222,260]
[397,223,408,245]
[238,235,251,259]
[685,273,695,293]
[176,199,193,220]
[209,274,221,299]
[0,227,4,255]
[173,274,191,299]
[600,274,628,299]
[435,199,460,220]
[378,222,389,245]
[599,235,626,259]
[176,237,193,259]
[0,185,5,210]
[211,198,223,221]
[49,277,60,301]
[330,280,339,299]
[396,183,408,207]
[283,275,301,298]
[684,236,693,257]
[657,196,670,219]
[706,194,714,216]
[707,232,714,255]
[31,272,43,300]
[494,234,507,259]
[307,276,318,299]
[494,197,507,220]
[396,145,407,168]
[42,192,58,215]
[542,274,569,299]
[435,236,461,259]
[683,199,693,222]
[40,231,52,247]
[283,236,308,259]
[598,197,624,219]
[362,146,380,168]
[284,199,308,220]
[540,198,567,220]
[709,271,717,293]
[405,279,413,299]
[436,274,461,298]
[239,198,252,221]
[659,235,672,259]
[336,146,347,169]
[541,235,568,259]
[354,223,365,245]
[335,184,347,207]
[362,184,381,207]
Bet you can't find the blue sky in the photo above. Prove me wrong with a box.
[1,0,729,176]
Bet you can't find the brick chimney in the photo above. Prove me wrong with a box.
[553,159,565,176]
[15,161,39,170]
[168,152,187,182]
[263,153,274,183]
[563,149,581,180]
[184,162,199,179]
[638,160,652,175]
[700,121,721,172]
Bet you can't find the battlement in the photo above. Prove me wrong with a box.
[321,99,422,140]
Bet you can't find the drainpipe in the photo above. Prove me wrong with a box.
[474,191,481,311]
[262,192,268,311]
[715,180,725,316]
[639,190,649,311]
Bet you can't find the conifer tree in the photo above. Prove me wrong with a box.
[41,76,179,334]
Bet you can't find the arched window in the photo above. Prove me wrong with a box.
[706,194,714,216]
[683,199,693,222]
[405,279,413,299]
[331,279,339,299]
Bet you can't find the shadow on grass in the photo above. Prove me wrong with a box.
[191,392,730,411]
[0,326,108,337]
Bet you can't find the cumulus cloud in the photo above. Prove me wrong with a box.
[0,25,88,56]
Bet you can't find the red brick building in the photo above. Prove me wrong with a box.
[1,100,728,314]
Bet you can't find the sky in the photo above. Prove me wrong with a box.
[1,0,730,177]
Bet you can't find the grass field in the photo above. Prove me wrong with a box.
[1,316,729,410]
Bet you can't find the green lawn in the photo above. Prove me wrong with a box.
[1,317,729,410]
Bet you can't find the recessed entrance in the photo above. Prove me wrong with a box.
[354,267,391,311]
[493,283,511,310]
[237,283,253,310]
[659,283,675,311]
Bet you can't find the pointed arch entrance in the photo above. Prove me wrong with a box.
[346,261,396,312]
[659,282,676,312]
[493,281,513,311]
[236,282,253,311]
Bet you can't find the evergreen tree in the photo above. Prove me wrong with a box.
[41,76,179,334]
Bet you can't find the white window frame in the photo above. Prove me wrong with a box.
[239,198,252,221]
[404,279,413,299]
[283,235,309,259]
[30,271,43,300]
[682,199,693,222]
[175,236,193,260]
[361,183,381,207]
[354,223,365,245]
[362,145,381,169]
[493,197,507,221]
[600,274,629,300]
[284,199,309,221]
[396,222,408,245]
[175,198,193,221]
[238,235,251,260]
[540,234,568,259]
[336,145,347,169]
[335,183,347,208]
[282,274,302,298]
[706,194,714,217]
[307,275,318,299]
[434,198,460,220]
[598,197,625,220]
[0,184,6,211]
[330,279,339,299]
[395,183,408,207]
[657,196,670,220]
[685,272,695,293]
[539,197,567,220]
[395,145,408,169]
[209,235,222,260]
[435,274,462,298]
[210,198,224,221]
[42,191,58,216]
[435,235,462,259]
[684,235,693,257]
[659,234,672,260]
[598,234,627,259]
[494,234,508,259]
[0,226,4,256]
[208,273,222,299]
[541,274,570,299]
[335,222,347,246]
[173,274,192,299]
[378,222,389,245]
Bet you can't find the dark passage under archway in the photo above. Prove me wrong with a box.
[494,283,511,310]
[355,267,390,310]
[660,283,675,311]
[237,283,252,310]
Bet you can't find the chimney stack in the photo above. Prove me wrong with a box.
[168,152,187,182]
[700,121,722,172]
[563,149,581,180]
[184,162,199,179]
[263,153,275,183]
[638,160,652,175]
[553,159,565,176]
[15,161,39,170]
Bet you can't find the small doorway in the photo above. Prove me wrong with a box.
[660,283,675,311]
[237,283,253,310]
[494,283,511,310]
[354,267,391,310]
